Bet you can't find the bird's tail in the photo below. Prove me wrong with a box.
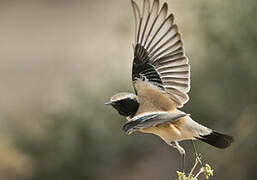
[196,131,234,149]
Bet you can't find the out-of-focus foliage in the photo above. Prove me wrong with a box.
[186,0,257,179]
[0,0,257,180]
[13,87,151,180]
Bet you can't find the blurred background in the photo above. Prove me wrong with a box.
[0,0,256,179]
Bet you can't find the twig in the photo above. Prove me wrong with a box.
[188,156,201,177]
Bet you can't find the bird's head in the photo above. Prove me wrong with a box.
[105,92,139,117]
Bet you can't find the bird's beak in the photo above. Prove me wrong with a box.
[104,101,112,105]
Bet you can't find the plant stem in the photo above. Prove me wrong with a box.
[195,168,204,178]
[188,157,200,177]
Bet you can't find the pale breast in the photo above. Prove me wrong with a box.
[135,80,177,115]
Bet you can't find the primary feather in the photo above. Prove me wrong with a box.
[131,0,190,108]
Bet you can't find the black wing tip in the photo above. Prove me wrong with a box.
[131,0,140,13]
[197,131,234,149]
[167,13,175,23]
[122,124,130,134]
[122,121,130,132]
[123,120,139,134]
[131,0,135,7]
[163,2,168,9]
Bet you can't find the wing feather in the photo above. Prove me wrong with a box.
[145,3,168,50]
[123,111,187,134]
[131,0,190,107]
[139,0,151,44]
[143,0,159,46]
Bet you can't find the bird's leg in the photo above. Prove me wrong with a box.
[191,140,202,165]
[175,141,186,172]
[170,141,186,172]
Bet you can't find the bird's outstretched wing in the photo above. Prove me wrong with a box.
[123,111,187,134]
[131,0,190,108]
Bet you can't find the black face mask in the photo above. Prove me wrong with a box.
[112,98,139,117]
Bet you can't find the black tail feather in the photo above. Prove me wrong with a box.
[197,131,234,149]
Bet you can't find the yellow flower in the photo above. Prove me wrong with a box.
[176,171,186,180]
[204,164,214,179]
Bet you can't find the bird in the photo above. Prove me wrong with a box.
[105,0,234,168]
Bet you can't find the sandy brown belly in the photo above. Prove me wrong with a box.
[139,123,181,143]
[139,120,194,143]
